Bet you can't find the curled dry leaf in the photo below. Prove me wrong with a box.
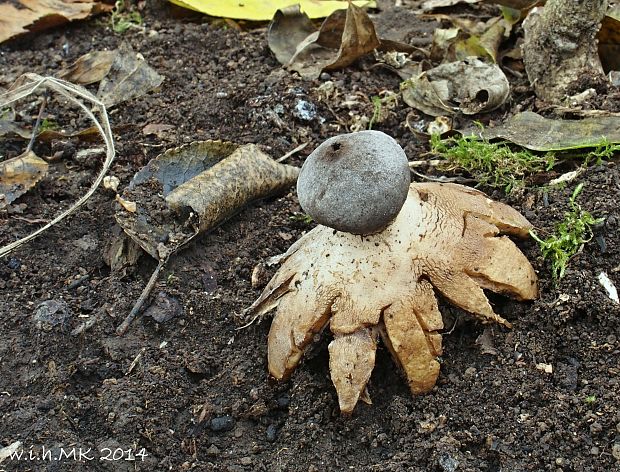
[115,141,299,260]
[249,182,538,413]
[97,42,164,108]
[479,111,620,151]
[401,58,510,116]
[270,3,380,80]
[267,5,317,65]
[427,12,514,57]
[0,150,48,209]
[0,0,109,44]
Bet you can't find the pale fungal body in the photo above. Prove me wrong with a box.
[250,181,538,413]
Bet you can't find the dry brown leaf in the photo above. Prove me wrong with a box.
[286,3,380,80]
[599,9,620,72]
[97,42,164,108]
[165,144,299,232]
[267,5,317,65]
[115,141,299,260]
[401,58,510,116]
[0,0,108,44]
[58,50,116,85]
[0,150,48,209]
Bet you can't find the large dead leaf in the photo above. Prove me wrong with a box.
[115,141,299,260]
[97,42,164,108]
[401,58,509,116]
[267,5,317,65]
[169,0,375,21]
[0,0,108,44]
[279,3,381,79]
[0,150,48,209]
[479,111,620,151]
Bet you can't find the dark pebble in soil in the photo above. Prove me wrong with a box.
[276,394,290,408]
[266,424,278,442]
[438,453,459,472]
[210,416,235,432]
[7,257,20,270]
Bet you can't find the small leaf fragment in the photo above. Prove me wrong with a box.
[58,50,116,85]
[97,42,164,108]
[0,150,48,209]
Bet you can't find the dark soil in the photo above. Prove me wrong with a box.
[1,2,619,471]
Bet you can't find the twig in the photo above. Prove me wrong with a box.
[71,314,99,336]
[408,159,441,168]
[115,258,166,336]
[276,142,308,163]
[410,168,475,184]
[236,311,261,331]
[26,92,48,153]
[126,347,146,375]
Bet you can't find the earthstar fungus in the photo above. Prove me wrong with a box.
[249,131,538,413]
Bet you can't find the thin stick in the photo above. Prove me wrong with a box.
[276,142,308,163]
[126,347,146,375]
[115,258,166,336]
[408,159,441,168]
[116,230,202,336]
[26,92,48,153]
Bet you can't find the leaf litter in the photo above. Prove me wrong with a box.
[0,150,48,209]
[113,141,299,334]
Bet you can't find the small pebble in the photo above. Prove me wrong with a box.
[210,416,235,432]
[276,394,290,408]
[7,257,21,270]
[463,367,477,379]
[266,424,278,442]
[438,453,459,472]
[293,99,317,121]
[589,421,603,435]
[240,457,252,465]
[206,445,219,456]
[612,443,620,461]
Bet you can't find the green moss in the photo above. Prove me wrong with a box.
[530,184,603,280]
[40,118,58,132]
[430,133,556,193]
[111,0,143,34]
